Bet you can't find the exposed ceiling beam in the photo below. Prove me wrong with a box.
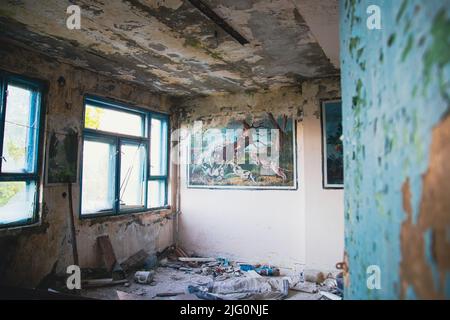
[187,0,249,45]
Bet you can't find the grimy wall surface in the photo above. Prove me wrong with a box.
[341,0,450,299]
[0,43,175,287]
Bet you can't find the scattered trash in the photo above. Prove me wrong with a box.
[290,281,318,294]
[299,271,305,283]
[187,277,289,300]
[246,270,263,278]
[179,267,193,272]
[304,270,327,284]
[134,271,155,284]
[239,264,280,276]
[85,244,328,301]
[217,257,230,267]
[309,271,343,299]
[116,290,151,300]
[319,290,342,300]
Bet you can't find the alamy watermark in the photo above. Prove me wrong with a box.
[367,5,382,30]
[66,5,81,30]
[66,265,81,290]
[366,265,381,290]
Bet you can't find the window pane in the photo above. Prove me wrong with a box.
[2,84,39,173]
[0,181,36,225]
[150,117,168,176]
[81,138,116,215]
[120,142,145,211]
[148,180,165,208]
[85,104,144,137]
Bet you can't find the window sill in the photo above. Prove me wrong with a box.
[78,206,174,225]
[0,218,43,235]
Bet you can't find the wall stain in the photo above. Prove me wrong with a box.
[400,115,450,299]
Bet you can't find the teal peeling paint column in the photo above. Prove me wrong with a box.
[340,0,450,299]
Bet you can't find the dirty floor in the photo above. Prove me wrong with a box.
[80,267,321,300]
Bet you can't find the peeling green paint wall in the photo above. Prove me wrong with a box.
[341,0,450,299]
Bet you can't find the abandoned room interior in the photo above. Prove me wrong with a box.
[0,0,449,302]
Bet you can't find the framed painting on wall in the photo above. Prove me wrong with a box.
[45,127,79,185]
[187,113,297,190]
[321,100,343,189]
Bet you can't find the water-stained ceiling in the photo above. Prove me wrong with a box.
[0,0,339,96]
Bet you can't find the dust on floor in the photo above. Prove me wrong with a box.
[80,267,322,300]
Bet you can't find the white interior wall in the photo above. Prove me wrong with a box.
[178,81,344,273]
[302,103,344,270]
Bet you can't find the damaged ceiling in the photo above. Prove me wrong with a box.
[0,0,339,96]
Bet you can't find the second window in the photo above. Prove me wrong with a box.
[81,97,169,217]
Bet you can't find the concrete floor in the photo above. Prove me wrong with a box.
[81,267,321,300]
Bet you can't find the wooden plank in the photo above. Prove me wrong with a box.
[82,278,127,288]
[120,249,148,272]
[97,235,117,272]
[178,257,216,262]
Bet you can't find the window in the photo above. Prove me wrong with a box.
[81,97,169,217]
[321,100,343,188]
[0,73,43,227]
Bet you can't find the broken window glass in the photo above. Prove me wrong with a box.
[120,142,146,211]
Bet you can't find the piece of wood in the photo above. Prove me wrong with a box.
[97,235,117,272]
[82,278,128,288]
[155,292,185,297]
[178,247,189,257]
[120,250,149,272]
[67,183,79,266]
[178,257,216,262]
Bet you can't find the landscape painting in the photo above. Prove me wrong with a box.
[188,113,297,189]
[46,128,79,184]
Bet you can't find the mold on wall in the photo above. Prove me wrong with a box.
[340,0,450,299]
[176,77,344,272]
[0,43,175,288]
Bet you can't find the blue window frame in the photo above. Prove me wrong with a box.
[0,72,44,228]
[80,96,169,218]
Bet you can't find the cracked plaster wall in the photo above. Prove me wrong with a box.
[0,43,175,288]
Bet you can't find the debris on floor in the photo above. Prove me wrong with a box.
[240,264,281,276]
[134,271,155,284]
[77,246,344,300]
